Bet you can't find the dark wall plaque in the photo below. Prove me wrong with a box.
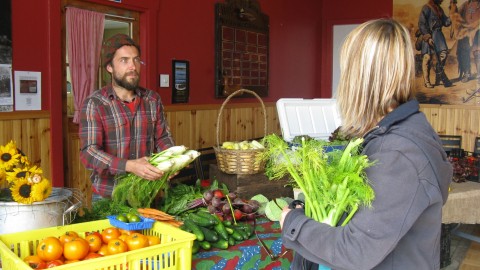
[215,0,269,98]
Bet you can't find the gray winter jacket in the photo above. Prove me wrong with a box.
[282,99,453,270]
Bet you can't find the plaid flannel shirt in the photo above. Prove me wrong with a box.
[79,85,174,197]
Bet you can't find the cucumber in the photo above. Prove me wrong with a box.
[225,226,234,235]
[192,240,200,254]
[189,213,216,227]
[210,239,229,250]
[232,226,250,241]
[213,215,229,240]
[227,227,243,241]
[228,235,235,246]
[198,240,211,250]
[179,224,190,232]
[236,223,254,237]
[223,220,232,227]
[199,226,219,242]
[184,219,204,242]
[233,224,251,239]
[195,211,219,225]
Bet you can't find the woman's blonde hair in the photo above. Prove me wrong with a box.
[336,18,416,138]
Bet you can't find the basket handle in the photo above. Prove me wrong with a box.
[216,89,267,148]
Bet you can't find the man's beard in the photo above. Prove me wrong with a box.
[113,71,139,91]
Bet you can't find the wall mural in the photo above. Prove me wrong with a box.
[394,0,480,105]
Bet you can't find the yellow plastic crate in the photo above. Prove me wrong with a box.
[0,219,195,270]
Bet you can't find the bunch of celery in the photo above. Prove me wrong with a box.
[112,145,200,208]
[260,134,375,226]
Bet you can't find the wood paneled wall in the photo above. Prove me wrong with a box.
[3,103,480,208]
[0,111,51,188]
[420,104,480,151]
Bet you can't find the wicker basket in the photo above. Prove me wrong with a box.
[214,89,267,175]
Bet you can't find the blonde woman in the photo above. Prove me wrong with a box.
[280,19,452,270]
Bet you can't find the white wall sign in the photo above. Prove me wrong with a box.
[14,71,41,111]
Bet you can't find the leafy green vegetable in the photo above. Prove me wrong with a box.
[265,199,289,221]
[112,146,200,208]
[162,183,203,216]
[72,198,133,223]
[259,134,375,227]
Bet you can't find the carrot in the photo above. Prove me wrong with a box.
[137,208,176,221]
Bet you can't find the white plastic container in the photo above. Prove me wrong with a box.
[276,98,342,142]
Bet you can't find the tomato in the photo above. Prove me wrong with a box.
[101,227,121,244]
[85,233,103,253]
[146,235,161,246]
[84,252,103,260]
[213,189,224,198]
[23,255,46,269]
[97,244,109,256]
[37,237,63,262]
[107,239,128,255]
[45,259,64,268]
[118,234,129,242]
[63,237,90,261]
[125,233,148,250]
[119,229,137,236]
[86,231,102,238]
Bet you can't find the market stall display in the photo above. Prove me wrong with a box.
[192,217,292,269]
[0,219,195,270]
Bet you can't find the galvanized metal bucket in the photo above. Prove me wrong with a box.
[0,187,81,234]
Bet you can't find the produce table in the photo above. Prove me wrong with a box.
[442,181,480,224]
[192,218,293,270]
[441,181,480,267]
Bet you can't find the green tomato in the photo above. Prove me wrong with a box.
[116,214,129,223]
[128,214,141,223]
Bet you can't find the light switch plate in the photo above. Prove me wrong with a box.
[160,74,169,87]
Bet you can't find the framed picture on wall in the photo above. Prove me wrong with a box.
[172,60,189,104]
[394,0,480,105]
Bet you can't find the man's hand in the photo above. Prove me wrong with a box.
[126,157,165,181]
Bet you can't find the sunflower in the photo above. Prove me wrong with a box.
[6,166,42,183]
[20,154,30,167]
[0,142,21,171]
[10,178,35,204]
[31,178,52,201]
[0,169,6,188]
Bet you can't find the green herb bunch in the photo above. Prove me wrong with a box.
[260,134,375,227]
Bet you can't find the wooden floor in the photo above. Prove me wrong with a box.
[459,237,480,269]
[459,225,480,270]
[441,224,480,270]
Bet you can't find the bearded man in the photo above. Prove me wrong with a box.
[79,34,174,198]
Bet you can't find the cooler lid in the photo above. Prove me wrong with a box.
[276,98,342,142]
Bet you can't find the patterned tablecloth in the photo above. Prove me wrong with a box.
[192,218,293,270]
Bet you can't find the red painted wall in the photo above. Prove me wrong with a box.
[157,0,324,104]
[9,0,392,186]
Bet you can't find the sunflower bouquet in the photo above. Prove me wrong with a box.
[0,140,52,204]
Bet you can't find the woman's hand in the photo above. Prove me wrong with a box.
[280,206,292,229]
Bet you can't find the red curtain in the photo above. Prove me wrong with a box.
[66,7,104,123]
